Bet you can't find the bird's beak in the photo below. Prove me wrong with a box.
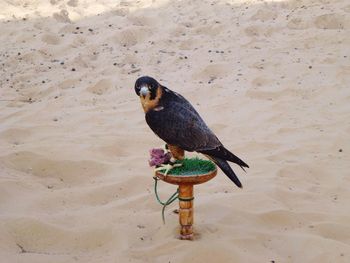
[140,86,150,98]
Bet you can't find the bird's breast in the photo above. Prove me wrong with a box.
[140,87,163,113]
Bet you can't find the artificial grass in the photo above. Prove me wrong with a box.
[158,157,216,176]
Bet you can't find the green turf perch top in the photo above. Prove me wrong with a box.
[157,157,216,176]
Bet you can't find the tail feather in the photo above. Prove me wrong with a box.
[211,156,242,188]
[200,146,249,171]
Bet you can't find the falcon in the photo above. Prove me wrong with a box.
[134,76,249,188]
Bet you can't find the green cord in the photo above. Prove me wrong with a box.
[153,176,179,224]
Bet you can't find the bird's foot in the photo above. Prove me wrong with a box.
[154,146,183,176]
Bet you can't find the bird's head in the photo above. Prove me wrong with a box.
[134,76,159,100]
[134,76,163,112]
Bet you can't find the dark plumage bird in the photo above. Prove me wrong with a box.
[134,76,249,188]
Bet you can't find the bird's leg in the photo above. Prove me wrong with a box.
[163,144,170,154]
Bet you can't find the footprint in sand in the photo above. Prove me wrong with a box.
[0,151,108,186]
[244,25,277,37]
[251,77,272,87]
[251,9,278,22]
[194,24,224,36]
[41,34,61,45]
[0,128,32,145]
[244,25,261,37]
[312,222,350,243]
[87,79,113,95]
[171,25,187,38]
[113,27,150,47]
[246,77,296,100]
[59,78,79,89]
[58,24,76,35]
[178,39,195,50]
[5,217,114,254]
[113,7,129,17]
[314,13,349,29]
[67,0,78,7]
[127,14,157,27]
[246,87,294,101]
[343,4,350,13]
[193,64,231,80]
[53,9,71,23]
[287,18,310,30]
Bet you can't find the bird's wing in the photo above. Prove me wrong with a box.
[145,98,221,152]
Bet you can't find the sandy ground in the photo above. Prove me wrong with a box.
[1,0,350,262]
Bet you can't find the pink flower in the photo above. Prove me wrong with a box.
[149,148,171,167]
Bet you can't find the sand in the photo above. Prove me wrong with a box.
[0,0,350,262]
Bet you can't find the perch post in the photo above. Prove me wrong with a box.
[155,164,217,240]
[178,183,194,240]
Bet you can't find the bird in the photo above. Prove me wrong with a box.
[134,76,249,188]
